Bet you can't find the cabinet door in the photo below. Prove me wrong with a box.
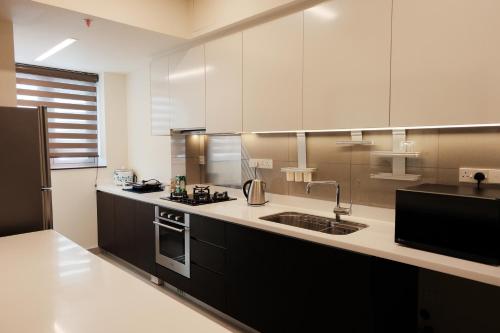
[169,45,206,130]
[190,263,226,312]
[133,201,156,275]
[303,0,392,130]
[391,0,500,126]
[150,56,170,135]
[113,196,136,263]
[226,224,291,332]
[190,214,226,248]
[96,191,114,253]
[205,33,242,134]
[226,223,375,332]
[242,12,303,132]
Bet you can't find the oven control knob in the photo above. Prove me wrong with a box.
[174,215,182,222]
[167,213,175,220]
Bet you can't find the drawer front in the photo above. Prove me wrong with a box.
[191,238,225,274]
[190,263,226,312]
[190,215,225,247]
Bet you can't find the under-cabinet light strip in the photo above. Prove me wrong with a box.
[250,123,500,134]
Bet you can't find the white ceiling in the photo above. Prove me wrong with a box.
[1,0,186,73]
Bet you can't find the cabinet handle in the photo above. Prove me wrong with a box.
[153,221,185,233]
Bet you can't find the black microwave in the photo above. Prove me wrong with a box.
[395,184,500,265]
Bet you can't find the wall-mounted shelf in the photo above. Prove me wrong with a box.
[281,167,317,182]
[336,130,374,146]
[281,133,316,182]
[281,167,317,173]
[370,173,421,181]
[371,151,420,158]
[370,129,421,181]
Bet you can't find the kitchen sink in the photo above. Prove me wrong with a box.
[259,212,367,235]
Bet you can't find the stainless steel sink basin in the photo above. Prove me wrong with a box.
[259,212,367,235]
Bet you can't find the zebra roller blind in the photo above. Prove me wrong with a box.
[15,63,100,169]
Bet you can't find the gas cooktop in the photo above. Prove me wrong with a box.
[160,185,237,206]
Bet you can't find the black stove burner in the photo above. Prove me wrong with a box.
[162,186,236,206]
[193,186,211,203]
[213,191,229,201]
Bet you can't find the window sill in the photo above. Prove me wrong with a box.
[51,165,107,171]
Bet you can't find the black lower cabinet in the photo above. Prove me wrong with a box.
[97,194,418,333]
[96,191,114,252]
[133,201,156,275]
[418,269,500,333]
[113,196,136,264]
[226,223,372,333]
[96,191,156,275]
[370,257,418,332]
[188,215,228,312]
[190,263,226,311]
[225,223,418,333]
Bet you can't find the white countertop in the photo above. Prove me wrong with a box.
[0,230,231,333]
[98,184,500,287]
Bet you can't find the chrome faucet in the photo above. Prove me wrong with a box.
[306,181,352,222]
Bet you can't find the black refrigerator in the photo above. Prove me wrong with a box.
[0,106,52,236]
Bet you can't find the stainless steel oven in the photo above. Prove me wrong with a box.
[154,206,190,278]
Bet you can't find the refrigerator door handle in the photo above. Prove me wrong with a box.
[41,188,53,230]
[38,106,51,188]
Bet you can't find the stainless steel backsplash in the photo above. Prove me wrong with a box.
[205,135,242,188]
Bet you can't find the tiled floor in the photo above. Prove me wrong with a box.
[95,251,250,333]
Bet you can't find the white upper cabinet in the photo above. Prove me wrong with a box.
[205,32,243,134]
[391,0,500,127]
[242,12,303,132]
[303,0,392,130]
[150,56,170,135]
[168,45,206,130]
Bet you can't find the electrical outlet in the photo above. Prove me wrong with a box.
[459,168,500,184]
[249,158,273,169]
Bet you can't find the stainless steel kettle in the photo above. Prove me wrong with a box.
[243,179,267,206]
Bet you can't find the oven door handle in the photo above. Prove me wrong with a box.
[153,221,186,233]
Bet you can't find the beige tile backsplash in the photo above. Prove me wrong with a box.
[240,128,500,209]
[174,128,499,210]
[437,128,500,169]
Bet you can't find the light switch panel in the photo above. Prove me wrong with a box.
[249,159,273,169]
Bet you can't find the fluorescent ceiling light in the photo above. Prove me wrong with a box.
[35,38,77,62]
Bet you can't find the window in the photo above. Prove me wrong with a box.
[15,64,101,169]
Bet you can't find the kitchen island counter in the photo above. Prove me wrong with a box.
[0,230,232,333]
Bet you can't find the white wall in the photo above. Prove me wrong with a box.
[99,73,129,179]
[0,19,16,106]
[126,64,172,183]
[52,66,172,249]
[51,169,100,249]
[52,73,128,249]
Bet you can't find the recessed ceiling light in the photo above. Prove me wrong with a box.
[35,38,77,62]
